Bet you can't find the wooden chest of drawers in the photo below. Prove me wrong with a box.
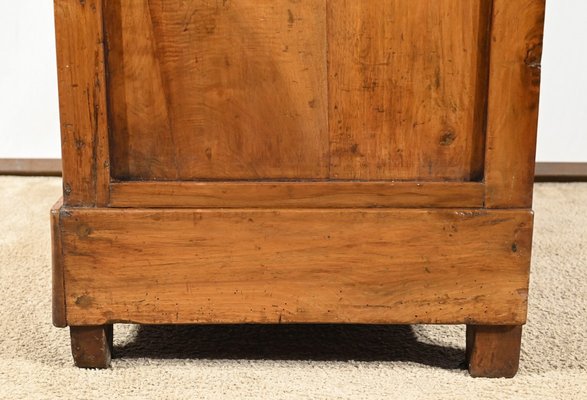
[51,0,545,377]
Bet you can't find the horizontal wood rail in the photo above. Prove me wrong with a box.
[109,181,485,209]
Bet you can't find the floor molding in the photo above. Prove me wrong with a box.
[0,159,62,176]
[534,162,587,182]
[1,159,586,182]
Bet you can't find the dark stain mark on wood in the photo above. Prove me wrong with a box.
[287,9,294,27]
[516,288,528,299]
[525,42,543,87]
[362,304,394,309]
[434,68,441,89]
[511,243,518,253]
[362,79,378,91]
[77,224,93,238]
[525,43,543,70]
[440,131,456,146]
[75,294,94,308]
[63,183,72,197]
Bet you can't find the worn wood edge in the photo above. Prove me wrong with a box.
[60,206,532,326]
[109,181,486,208]
[51,197,67,327]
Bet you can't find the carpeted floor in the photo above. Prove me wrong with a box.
[0,176,585,399]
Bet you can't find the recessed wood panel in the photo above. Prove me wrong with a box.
[58,207,532,325]
[328,0,491,181]
[104,0,328,180]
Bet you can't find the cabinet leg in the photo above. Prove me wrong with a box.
[466,325,522,378]
[70,325,113,368]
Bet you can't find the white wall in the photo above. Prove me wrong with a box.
[0,1,61,158]
[536,0,587,162]
[0,1,585,162]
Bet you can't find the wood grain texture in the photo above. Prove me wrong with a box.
[51,198,67,327]
[104,0,328,180]
[54,0,110,206]
[466,325,523,378]
[58,207,533,326]
[70,325,113,368]
[484,0,546,208]
[109,181,485,208]
[327,0,491,181]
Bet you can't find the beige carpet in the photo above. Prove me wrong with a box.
[0,176,585,399]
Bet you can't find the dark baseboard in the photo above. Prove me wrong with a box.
[0,159,586,182]
[534,162,587,182]
[0,159,62,176]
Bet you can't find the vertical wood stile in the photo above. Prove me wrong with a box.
[484,0,546,208]
[54,0,110,206]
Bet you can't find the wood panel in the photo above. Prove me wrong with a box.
[54,0,110,206]
[109,181,485,208]
[328,0,491,181]
[484,0,546,208]
[104,0,328,180]
[57,207,533,326]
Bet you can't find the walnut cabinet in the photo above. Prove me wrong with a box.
[51,0,545,377]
